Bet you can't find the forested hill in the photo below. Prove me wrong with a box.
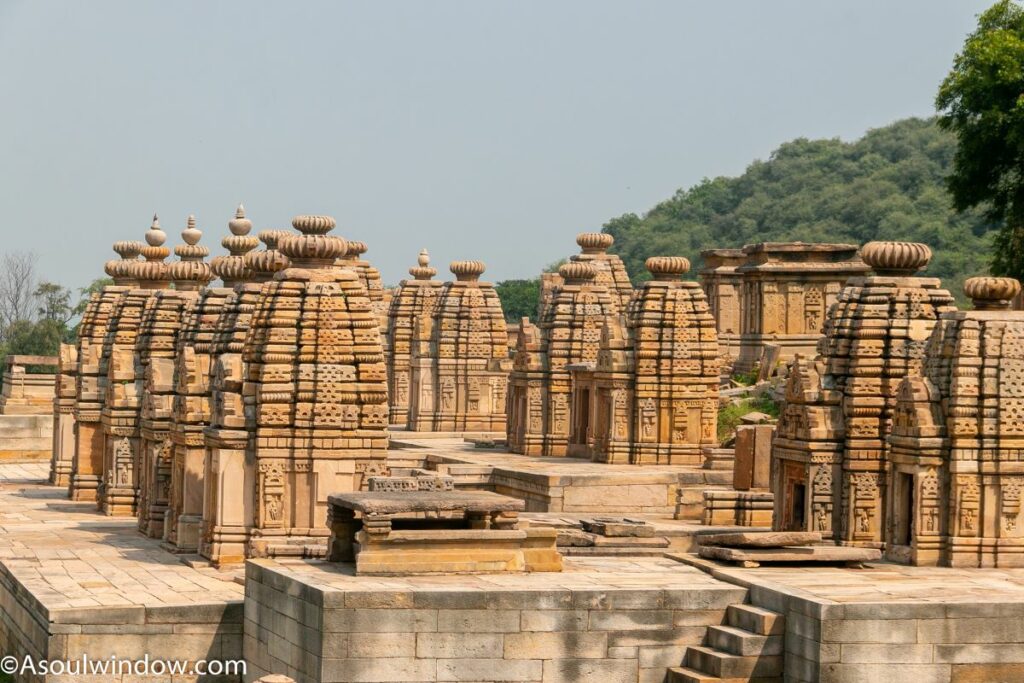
[603,117,996,301]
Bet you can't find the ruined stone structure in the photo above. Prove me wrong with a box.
[217,215,389,561]
[69,239,142,501]
[733,242,869,373]
[160,207,259,550]
[407,260,510,433]
[50,346,77,486]
[137,216,212,535]
[386,249,442,427]
[887,276,1024,567]
[772,241,957,545]
[700,248,745,364]
[200,229,289,564]
[98,217,172,516]
[569,257,720,464]
[507,261,619,456]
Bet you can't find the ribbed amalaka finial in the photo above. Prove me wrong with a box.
[645,256,691,280]
[133,214,171,285]
[344,240,369,258]
[450,260,486,282]
[221,207,260,257]
[559,261,597,283]
[861,241,932,276]
[576,232,614,254]
[105,240,144,283]
[409,248,437,280]
[279,215,346,267]
[964,276,1022,310]
[172,215,212,289]
[243,229,291,280]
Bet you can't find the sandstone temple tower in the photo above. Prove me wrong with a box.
[772,241,957,544]
[201,228,289,564]
[99,217,172,516]
[573,256,720,465]
[69,239,142,501]
[336,239,388,343]
[540,233,633,314]
[241,215,389,559]
[163,206,259,550]
[137,216,212,535]
[407,260,510,433]
[386,249,442,428]
[507,261,620,456]
[887,276,1024,567]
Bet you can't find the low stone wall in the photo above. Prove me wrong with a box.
[0,415,52,460]
[243,559,748,683]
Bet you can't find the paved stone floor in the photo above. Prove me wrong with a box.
[0,462,242,613]
[688,555,1024,605]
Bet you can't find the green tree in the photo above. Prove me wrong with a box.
[34,281,72,325]
[602,118,995,303]
[495,279,541,322]
[936,0,1024,280]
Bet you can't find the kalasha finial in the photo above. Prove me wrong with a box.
[645,256,691,280]
[450,260,486,282]
[146,214,167,247]
[964,276,1022,310]
[409,248,437,280]
[279,215,346,266]
[559,261,598,283]
[229,204,253,236]
[181,214,202,246]
[861,241,931,276]
[576,232,614,254]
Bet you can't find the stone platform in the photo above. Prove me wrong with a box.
[0,463,243,682]
[0,415,52,460]
[392,436,731,516]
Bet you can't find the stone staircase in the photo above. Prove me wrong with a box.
[668,603,784,682]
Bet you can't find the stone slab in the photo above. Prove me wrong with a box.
[328,490,525,515]
[699,531,822,548]
[698,545,881,566]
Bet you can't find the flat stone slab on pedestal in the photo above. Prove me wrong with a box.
[328,490,525,516]
[581,517,656,537]
[699,544,881,567]
[698,531,822,547]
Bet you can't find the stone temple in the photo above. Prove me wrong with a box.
[8,219,1024,683]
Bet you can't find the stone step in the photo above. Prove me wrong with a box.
[707,624,783,656]
[666,666,781,683]
[727,604,785,635]
[685,646,783,679]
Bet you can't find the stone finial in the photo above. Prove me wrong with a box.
[344,240,369,258]
[105,240,144,282]
[576,232,614,254]
[408,248,437,280]
[229,204,253,236]
[861,241,932,276]
[279,215,347,266]
[964,276,1022,310]
[171,216,213,289]
[646,256,690,280]
[450,260,486,282]
[244,229,291,278]
[558,261,598,283]
[134,214,171,284]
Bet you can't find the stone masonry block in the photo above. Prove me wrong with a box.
[416,632,503,659]
[504,631,608,659]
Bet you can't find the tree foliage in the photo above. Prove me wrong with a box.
[937,0,1024,280]
[602,117,996,302]
[494,279,541,323]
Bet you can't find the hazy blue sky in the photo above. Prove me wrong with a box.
[0,1,992,291]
